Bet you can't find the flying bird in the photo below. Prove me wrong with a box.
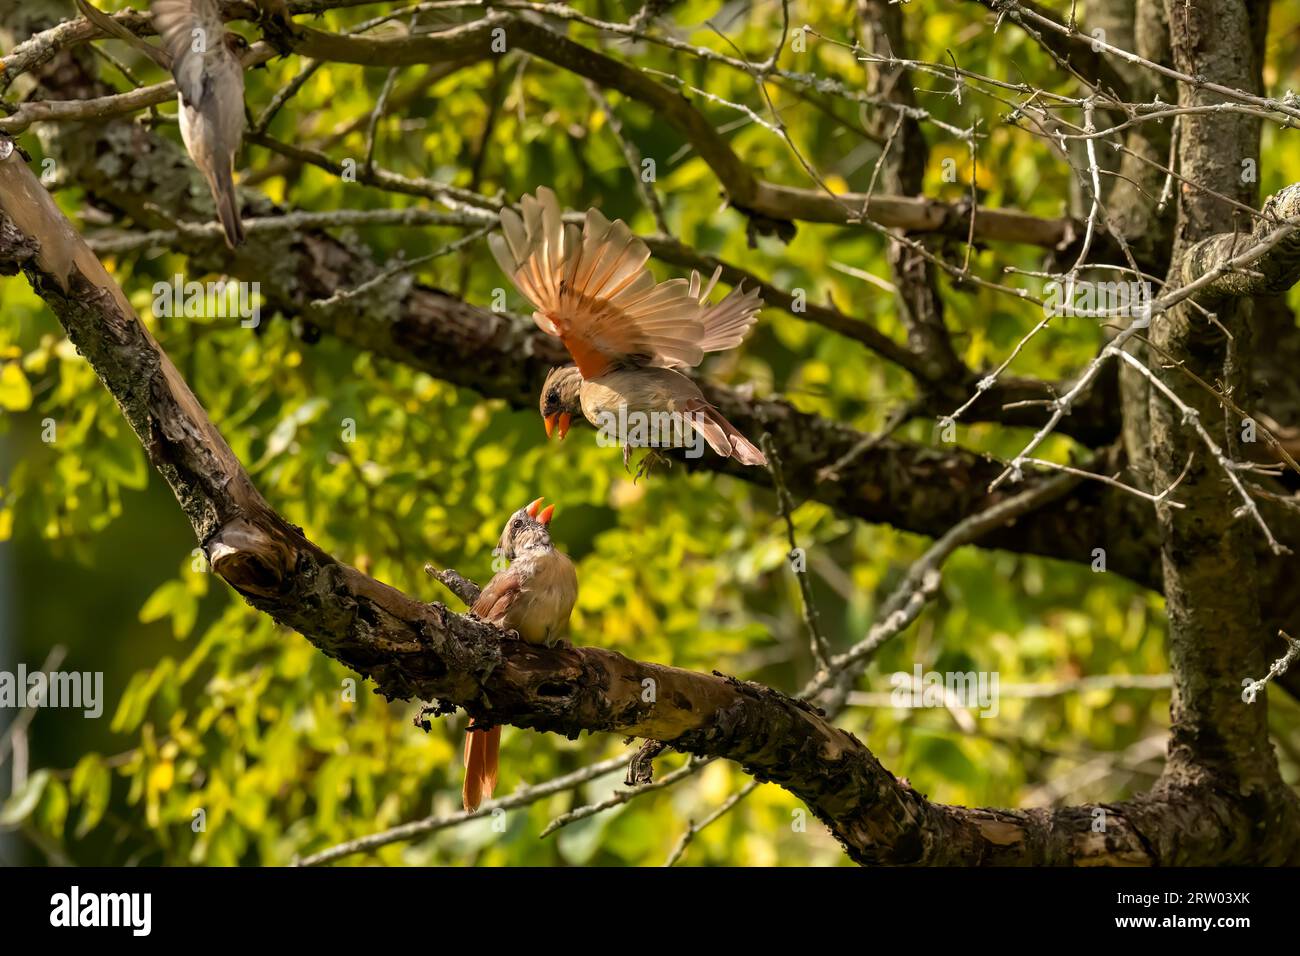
[490,187,766,475]
[76,0,249,248]
[462,497,578,812]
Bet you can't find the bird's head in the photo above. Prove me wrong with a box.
[224,33,252,58]
[497,496,556,559]
[539,365,583,440]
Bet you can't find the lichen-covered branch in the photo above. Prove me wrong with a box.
[5,147,1296,865]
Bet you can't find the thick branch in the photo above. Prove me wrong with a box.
[1176,183,1300,299]
[50,110,1157,583]
[277,15,1085,249]
[4,155,1294,863]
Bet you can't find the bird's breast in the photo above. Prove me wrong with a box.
[502,551,578,645]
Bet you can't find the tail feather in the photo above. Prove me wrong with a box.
[687,401,767,466]
[723,426,767,466]
[208,162,245,249]
[462,724,501,812]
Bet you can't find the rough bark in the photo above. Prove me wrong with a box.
[857,0,962,383]
[3,149,1296,863]
[1145,0,1297,835]
[26,12,1300,697]
[5,0,1300,865]
[46,101,1160,584]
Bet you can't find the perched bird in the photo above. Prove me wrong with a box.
[76,0,249,248]
[491,187,766,473]
[462,497,578,812]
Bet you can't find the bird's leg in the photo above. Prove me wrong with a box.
[633,449,671,483]
[623,441,633,473]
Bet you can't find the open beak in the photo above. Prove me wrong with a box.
[543,412,572,440]
[525,497,556,525]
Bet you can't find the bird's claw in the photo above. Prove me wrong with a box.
[633,449,670,484]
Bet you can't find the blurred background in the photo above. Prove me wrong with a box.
[2,0,1299,866]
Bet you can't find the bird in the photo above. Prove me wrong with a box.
[76,0,248,248]
[490,187,767,476]
[462,497,578,812]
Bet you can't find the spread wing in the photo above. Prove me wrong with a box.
[685,266,763,361]
[152,0,225,107]
[489,187,706,379]
[76,0,172,69]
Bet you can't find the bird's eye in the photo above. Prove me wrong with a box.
[547,389,560,404]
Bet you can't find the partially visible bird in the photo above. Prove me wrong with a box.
[76,0,249,248]
[491,188,766,473]
[462,497,578,812]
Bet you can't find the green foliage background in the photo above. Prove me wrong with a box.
[2,0,1299,865]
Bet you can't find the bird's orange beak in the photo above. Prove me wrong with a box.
[543,412,572,440]
[525,497,556,525]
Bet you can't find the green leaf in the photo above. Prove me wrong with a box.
[111,660,174,733]
[140,581,184,624]
[71,754,111,837]
[0,770,51,826]
[0,362,32,411]
[96,432,148,490]
[260,396,329,463]
[139,580,198,639]
[38,776,69,838]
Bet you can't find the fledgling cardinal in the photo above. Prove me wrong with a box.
[76,0,249,248]
[489,187,766,472]
[462,497,578,812]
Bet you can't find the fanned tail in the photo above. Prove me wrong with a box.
[462,724,501,812]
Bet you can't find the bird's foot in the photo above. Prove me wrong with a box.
[633,449,671,483]
[623,442,633,473]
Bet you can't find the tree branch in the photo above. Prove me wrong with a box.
[3,105,1296,870]
[51,107,1158,583]
[274,14,1085,249]
[1175,184,1300,299]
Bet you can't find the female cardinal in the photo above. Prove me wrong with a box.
[490,187,766,473]
[462,497,578,811]
[77,0,248,248]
